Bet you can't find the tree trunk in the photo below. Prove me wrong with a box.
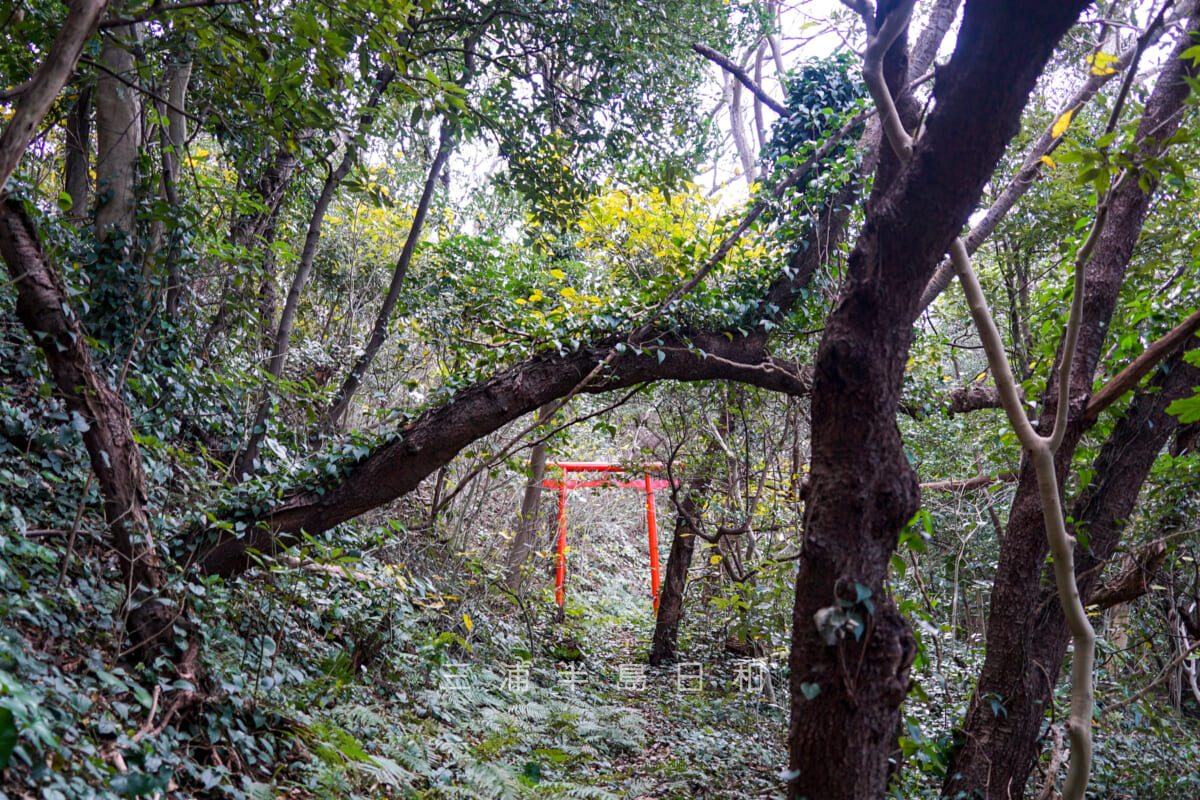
[786,3,1086,798]
[0,0,109,193]
[943,17,1200,797]
[321,123,455,432]
[94,25,142,246]
[63,83,91,217]
[160,58,191,316]
[503,403,555,591]
[201,147,298,354]
[0,198,169,653]
[649,433,725,666]
[234,68,396,477]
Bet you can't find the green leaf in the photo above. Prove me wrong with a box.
[1166,391,1200,424]
[800,682,821,700]
[0,707,17,769]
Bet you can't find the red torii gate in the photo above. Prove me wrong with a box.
[543,462,673,612]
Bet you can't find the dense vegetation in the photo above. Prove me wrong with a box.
[1,0,1200,798]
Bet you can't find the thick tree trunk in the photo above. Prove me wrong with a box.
[649,493,702,666]
[786,3,1087,798]
[0,198,169,652]
[94,25,142,246]
[321,123,454,432]
[503,403,555,591]
[944,17,1200,798]
[63,83,92,217]
[200,327,813,576]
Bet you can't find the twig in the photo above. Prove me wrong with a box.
[56,470,94,589]
[1101,640,1200,717]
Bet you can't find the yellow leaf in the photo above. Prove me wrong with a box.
[560,287,577,298]
[550,269,565,280]
[710,555,722,565]
[1051,108,1075,139]
[463,613,473,632]
[1040,155,1056,169]
[1087,51,1119,76]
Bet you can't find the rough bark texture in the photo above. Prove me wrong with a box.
[944,16,1200,797]
[648,491,703,667]
[0,198,164,602]
[94,25,141,244]
[948,351,1200,800]
[914,0,1193,314]
[786,2,1088,798]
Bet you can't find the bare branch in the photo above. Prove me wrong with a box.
[692,42,788,116]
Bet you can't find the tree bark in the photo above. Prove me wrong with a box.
[201,147,298,354]
[649,434,724,666]
[199,326,813,576]
[234,67,396,476]
[63,83,92,217]
[947,349,1200,800]
[503,402,555,591]
[786,2,1087,798]
[159,57,191,318]
[93,24,142,246]
[0,0,109,194]
[944,15,1200,797]
[0,198,169,652]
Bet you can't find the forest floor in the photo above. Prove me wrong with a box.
[0,521,792,800]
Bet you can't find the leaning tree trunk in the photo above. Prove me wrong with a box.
[0,198,170,653]
[321,123,455,432]
[233,67,397,477]
[785,3,1087,798]
[943,19,1200,796]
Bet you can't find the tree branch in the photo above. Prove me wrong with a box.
[692,42,788,116]
[1084,307,1200,422]
[1087,538,1169,611]
[920,472,1016,493]
[0,0,110,193]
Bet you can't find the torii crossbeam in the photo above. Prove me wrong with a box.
[542,462,673,613]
